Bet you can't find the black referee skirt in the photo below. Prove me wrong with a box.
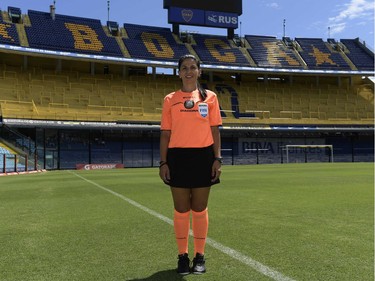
[166,145,220,188]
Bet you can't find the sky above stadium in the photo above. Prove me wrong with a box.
[1,0,374,49]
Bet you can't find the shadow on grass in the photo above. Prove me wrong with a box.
[127,269,186,281]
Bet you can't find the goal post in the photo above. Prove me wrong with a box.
[285,145,334,163]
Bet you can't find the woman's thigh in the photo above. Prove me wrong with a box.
[170,187,211,212]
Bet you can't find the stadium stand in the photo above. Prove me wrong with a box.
[295,38,352,70]
[0,144,27,172]
[192,33,250,65]
[0,146,11,172]
[245,35,304,68]
[0,146,11,154]
[25,10,123,57]
[0,67,373,125]
[0,6,373,169]
[123,23,189,61]
[0,16,20,45]
[340,39,374,71]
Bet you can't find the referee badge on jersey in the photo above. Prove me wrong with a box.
[184,100,195,109]
[198,103,208,117]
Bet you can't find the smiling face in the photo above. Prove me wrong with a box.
[178,57,202,91]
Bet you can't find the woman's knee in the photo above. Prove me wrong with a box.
[191,187,210,212]
[171,188,191,213]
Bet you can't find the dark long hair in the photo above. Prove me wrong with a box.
[178,54,207,101]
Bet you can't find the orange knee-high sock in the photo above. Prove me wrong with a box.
[174,210,190,255]
[192,208,208,256]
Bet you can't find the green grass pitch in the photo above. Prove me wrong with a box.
[0,163,373,281]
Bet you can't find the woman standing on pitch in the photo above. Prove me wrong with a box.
[159,54,222,275]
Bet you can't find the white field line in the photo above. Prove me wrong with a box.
[70,171,296,281]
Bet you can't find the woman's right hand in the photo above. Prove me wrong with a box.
[159,164,170,184]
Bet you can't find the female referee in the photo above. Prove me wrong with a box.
[159,54,222,275]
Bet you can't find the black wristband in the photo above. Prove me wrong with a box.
[214,157,223,164]
[159,161,168,168]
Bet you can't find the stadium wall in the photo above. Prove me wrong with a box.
[1,126,371,170]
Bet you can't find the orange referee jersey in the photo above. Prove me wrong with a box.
[161,89,222,148]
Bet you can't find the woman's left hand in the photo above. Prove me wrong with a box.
[211,160,222,182]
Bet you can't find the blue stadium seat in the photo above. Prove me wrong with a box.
[340,39,374,71]
[295,38,351,70]
[123,23,189,61]
[25,10,122,57]
[192,33,249,65]
[245,35,303,68]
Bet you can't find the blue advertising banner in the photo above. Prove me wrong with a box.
[205,11,238,28]
[168,7,205,25]
[168,7,238,28]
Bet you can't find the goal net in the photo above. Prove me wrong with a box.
[285,145,334,163]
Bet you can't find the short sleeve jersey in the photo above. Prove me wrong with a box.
[160,89,222,148]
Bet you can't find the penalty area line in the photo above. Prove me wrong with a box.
[70,171,296,281]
